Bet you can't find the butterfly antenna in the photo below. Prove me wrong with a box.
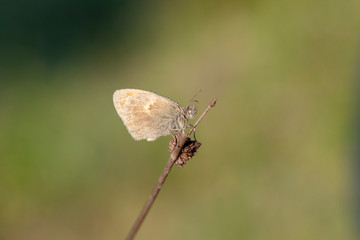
[188,89,206,106]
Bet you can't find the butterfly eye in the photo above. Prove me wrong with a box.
[185,106,197,119]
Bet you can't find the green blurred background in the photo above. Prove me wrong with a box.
[1,0,359,239]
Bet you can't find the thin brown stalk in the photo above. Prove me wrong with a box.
[187,98,217,137]
[125,98,217,240]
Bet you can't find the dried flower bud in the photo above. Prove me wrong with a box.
[168,133,201,167]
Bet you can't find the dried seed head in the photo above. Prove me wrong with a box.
[168,133,201,167]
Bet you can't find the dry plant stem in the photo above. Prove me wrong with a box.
[125,98,217,240]
[187,98,217,137]
[125,134,188,240]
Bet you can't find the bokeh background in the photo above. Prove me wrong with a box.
[1,0,359,239]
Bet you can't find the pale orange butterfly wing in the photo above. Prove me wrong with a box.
[113,89,187,141]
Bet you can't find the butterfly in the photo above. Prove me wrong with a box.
[113,89,197,141]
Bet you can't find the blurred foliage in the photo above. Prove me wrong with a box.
[0,0,359,239]
[0,0,150,68]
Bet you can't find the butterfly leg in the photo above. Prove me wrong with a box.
[186,124,196,141]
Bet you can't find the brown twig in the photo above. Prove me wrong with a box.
[187,98,216,137]
[125,98,217,240]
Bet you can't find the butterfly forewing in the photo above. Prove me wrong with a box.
[113,89,187,141]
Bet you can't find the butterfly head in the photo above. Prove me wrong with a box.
[184,105,197,119]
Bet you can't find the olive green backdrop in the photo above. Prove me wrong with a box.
[1,0,359,239]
